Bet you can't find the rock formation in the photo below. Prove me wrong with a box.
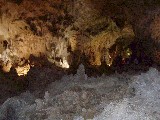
[0,0,159,75]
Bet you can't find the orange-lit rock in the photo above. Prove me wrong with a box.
[0,0,72,73]
[15,64,30,76]
[2,61,12,72]
[0,0,159,74]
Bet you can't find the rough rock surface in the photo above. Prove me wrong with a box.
[0,65,160,120]
[0,0,131,71]
[0,0,159,73]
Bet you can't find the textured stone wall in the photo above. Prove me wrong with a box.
[0,0,159,74]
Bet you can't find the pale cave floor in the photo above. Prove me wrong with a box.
[0,62,160,120]
[0,62,154,104]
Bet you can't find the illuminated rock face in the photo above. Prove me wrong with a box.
[0,0,73,74]
[15,64,30,76]
[0,0,159,75]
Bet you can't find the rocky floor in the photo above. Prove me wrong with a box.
[0,61,155,104]
[0,64,160,120]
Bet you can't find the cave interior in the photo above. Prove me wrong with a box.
[0,0,160,119]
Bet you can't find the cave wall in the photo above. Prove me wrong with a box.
[0,0,159,74]
[0,0,73,72]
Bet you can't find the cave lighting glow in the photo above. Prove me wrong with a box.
[107,55,112,67]
[60,57,70,68]
[15,64,30,76]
